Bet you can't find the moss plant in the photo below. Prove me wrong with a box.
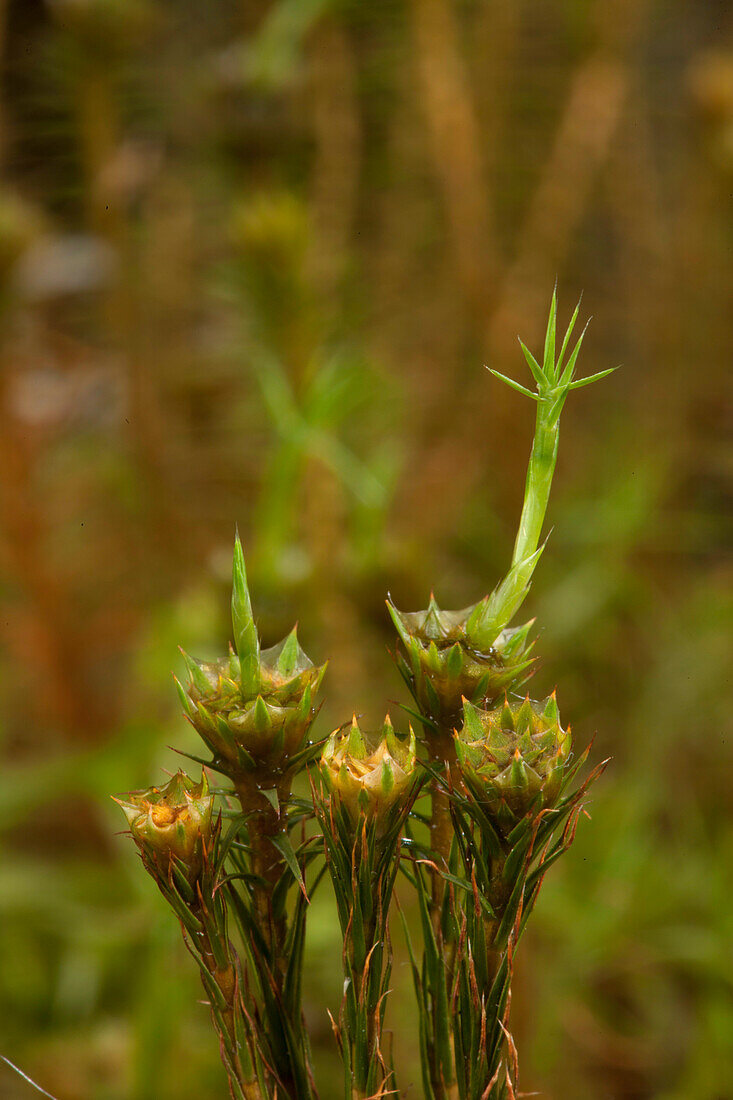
[114,292,611,1099]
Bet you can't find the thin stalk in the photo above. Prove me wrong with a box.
[426,725,459,1099]
[511,415,559,571]
[189,900,262,1100]
[315,791,406,1100]
[344,855,392,1099]
[233,776,316,1100]
[427,728,456,935]
[469,291,612,650]
[234,776,290,971]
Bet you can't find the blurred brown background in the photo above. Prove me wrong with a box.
[0,1,731,1098]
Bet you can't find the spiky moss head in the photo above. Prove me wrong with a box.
[113,771,213,881]
[320,716,418,828]
[175,533,326,782]
[177,627,327,782]
[388,594,535,728]
[455,694,571,832]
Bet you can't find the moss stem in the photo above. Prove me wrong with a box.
[192,899,262,1100]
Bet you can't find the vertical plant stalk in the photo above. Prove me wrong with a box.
[456,762,608,1098]
[176,534,326,1099]
[184,881,262,1100]
[446,695,610,1097]
[424,729,463,1100]
[114,776,263,1100]
[230,536,297,995]
[329,811,399,1100]
[427,726,455,924]
[424,731,460,1100]
[234,776,291,973]
[388,293,613,1098]
[315,719,418,1100]
[223,791,318,1100]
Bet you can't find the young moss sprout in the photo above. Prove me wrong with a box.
[176,535,327,790]
[389,290,613,740]
[112,292,612,1100]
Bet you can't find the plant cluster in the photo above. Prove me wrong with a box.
[114,294,611,1099]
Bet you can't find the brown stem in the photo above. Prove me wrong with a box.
[484,853,512,994]
[427,727,457,931]
[232,777,314,1100]
[235,777,290,977]
[429,782,454,930]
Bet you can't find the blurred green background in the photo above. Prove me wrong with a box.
[0,1,731,1097]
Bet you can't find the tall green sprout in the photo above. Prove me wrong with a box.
[467,289,615,650]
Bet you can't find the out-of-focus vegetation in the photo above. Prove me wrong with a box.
[0,1,730,1097]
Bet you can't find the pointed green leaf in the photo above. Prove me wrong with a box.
[381,758,395,796]
[462,699,484,740]
[252,694,271,734]
[543,693,559,724]
[386,599,412,649]
[231,532,260,695]
[488,369,539,401]
[517,339,545,387]
[557,296,581,371]
[397,701,438,732]
[347,719,366,759]
[466,545,544,650]
[446,642,463,677]
[424,676,441,717]
[297,682,313,720]
[543,285,557,379]
[558,319,591,388]
[466,595,489,638]
[277,626,300,677]
[515,697,533,735]
[426,640,441,672]
[261,787,280,814]
[173,675,196,718]
[269,832,306,895]
[179,649,211,696]
[569,366,617,389]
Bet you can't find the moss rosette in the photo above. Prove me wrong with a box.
[114,770,213,878]
[179,630,327,779]
[388,595,535,726]
[321,717,417,825]
[455,693,572,831]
